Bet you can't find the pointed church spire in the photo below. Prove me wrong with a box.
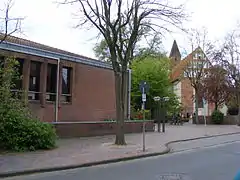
[169,40,181,61]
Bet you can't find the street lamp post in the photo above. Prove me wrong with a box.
[154,96,169,133]
[153,96,161,132]
[161,97,170,133]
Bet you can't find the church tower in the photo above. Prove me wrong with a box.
[169,40,181,68]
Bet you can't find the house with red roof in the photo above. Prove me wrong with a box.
[169,40,215,118]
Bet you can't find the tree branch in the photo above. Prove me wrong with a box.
[0,0,23,43]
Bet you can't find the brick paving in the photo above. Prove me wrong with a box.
[0,124,239,175]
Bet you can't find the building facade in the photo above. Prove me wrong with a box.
[0,35,117,122]
[169,40,215,116]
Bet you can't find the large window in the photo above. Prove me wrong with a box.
[46,64,72,102]
[46,64,57,101]
[61,66,71,102]
[28,61,41,100]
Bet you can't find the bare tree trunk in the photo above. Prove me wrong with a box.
[195,92,199,124]
[214,102,218,111]
[238,92,240,126]
[124,70,129,120]
[114,71,127,145]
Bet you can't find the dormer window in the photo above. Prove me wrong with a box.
[194,53,201,59]
[194,52,206,60]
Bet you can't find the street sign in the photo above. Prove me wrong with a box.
[139,80,149,93]
[139,80,149,152]
[153,96,160,101]
[142,93,146,102]
[163,97,170,101]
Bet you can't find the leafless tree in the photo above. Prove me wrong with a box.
[61,0,187,145]
[182,27,214,124]
[215,27,240,124]
[199,65,230,110]
[0,0,23,43]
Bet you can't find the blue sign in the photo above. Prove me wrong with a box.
[139,80,149,94]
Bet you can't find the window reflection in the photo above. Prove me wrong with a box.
[61,66,71,102]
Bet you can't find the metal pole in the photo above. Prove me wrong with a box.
[55,58,60,122]
[127,69,132,120]
[142,89,146,152]
[157,101,161,132]
[203,98,207,126]
[162,100,165,133]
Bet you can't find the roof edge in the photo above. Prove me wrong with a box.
[0,41,113,70]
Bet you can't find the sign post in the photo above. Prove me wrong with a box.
[162,97,169,132]
[142,88,146,152]
[154,96,161,132]
[203,98,207,126]
[139,80,149,152]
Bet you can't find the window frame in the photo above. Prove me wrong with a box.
[28,60,42,101]
[46,63,58,102]
[61,66,72,103]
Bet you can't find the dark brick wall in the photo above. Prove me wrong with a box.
[52,121,155,138]
[43,63,116,122]
[0,49,116,122]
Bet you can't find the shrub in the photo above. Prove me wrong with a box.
[211,110,224,124]
[144,110,151,120]
[0,57,57,151]
[227,107,239,115]
[0,97,57,152]
[133,109,151,120]
[130,106,137,120]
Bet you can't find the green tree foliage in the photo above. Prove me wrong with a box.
[131,55,180,115]
[93,33,166,63]
[0,57,57,151]
[135,34,167,59]
[93,39,110,63]
[211,110,224,124]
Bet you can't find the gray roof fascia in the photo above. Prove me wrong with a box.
[0,41,113,69]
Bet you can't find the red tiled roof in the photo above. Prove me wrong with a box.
[170,47,205,82]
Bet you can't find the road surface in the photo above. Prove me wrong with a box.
[3,141,240,180]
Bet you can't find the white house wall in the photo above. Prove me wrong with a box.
[173,81,181,103]
[219,104,228,116]
[193,88,209,116]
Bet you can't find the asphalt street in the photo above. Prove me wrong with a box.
[169,133,240,153]
[3,141,240,180]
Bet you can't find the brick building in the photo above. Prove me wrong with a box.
[169,40,215,116]
[0,35,117,122]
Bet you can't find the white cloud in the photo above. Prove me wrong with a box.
[2,0,240,59]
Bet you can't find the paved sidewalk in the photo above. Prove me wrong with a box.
[0,124,240,176]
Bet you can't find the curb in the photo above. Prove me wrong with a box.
[165,132,240,152]
[1,131,240,178]
[166,131,240,146]
[0,148,171,178]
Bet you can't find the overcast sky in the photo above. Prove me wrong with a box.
[1,0,240,59]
